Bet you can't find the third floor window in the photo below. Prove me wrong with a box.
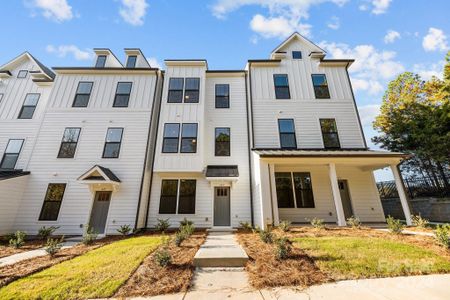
[113,82,132,107]
[312,74,331,99]
[18,93,40,119]
[215,84,230,108]
[72,82,93,107]
[167,77,200,103]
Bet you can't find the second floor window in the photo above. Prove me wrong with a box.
[18,93,40,119]
[168,78,184,103]
[184,78,200,103]
[274,74,290,99]
[162,123,180,153]
[57,128,81,158]
[0,139,24,169]
[215,84,230,108]
[95,55,107,68]
[320,119,340,149]
[39,183,66,221]
[312,74,331,99]
[126,55,137,68]
[103,128,123,158]
[215,128,230,156]
[113,82,132,107]
[278,119,297,149]
[73,82,93,107]
[181,123,198,153]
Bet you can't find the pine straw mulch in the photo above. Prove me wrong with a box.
[0,235,124,288]
[0,240,44,259]
[236,230,331,289]
[114,231,207,298]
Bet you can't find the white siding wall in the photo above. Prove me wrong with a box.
[0,176,29,234]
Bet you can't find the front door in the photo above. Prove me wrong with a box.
[214,187,230,226]
[89,191,112,234]
[338,180,353,219]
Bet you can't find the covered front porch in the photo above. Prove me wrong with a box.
[252,149,412,228]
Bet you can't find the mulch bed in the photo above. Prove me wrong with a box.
[114,231,207,297]
[0,240,44,259]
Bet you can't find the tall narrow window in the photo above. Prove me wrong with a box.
[18,93,40,119]
[113,82,132,107]
[38,183,66,221]
[292,51,302,59]
[159,180,178,214]
[273,74,290,99]
[215,84,230,108]
[57,128,81,158]
[215,128,230,156]
[0,139,24,169]
[181,123,198,153]
[278,119,297,149]
[126,55,137,68]
[275,172,315,208]
[162,123,180,153]
[184,78,200,103]
[178,179,196,214]
[312,74,330,99]
[159,179,197,214]
[320,119,340,149]
[95,55,107,68]
[293,172,314,208]
[72,82,93,107]
[17,70,28,78]
[103,128,123,158]
[275,172,295,208]
[168,78,184,103]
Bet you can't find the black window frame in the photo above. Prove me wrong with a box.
[57,127,81,159]
[184,78,200,103]
[113,82,132,107]
[273,74,291,99]
[0,139,24,169]
[180,123,198,153]
[215,84,230,108]
[312,74,331,99]
[177,179,196,214]
[158,179,196,214]
[215,127,230,156]
[95,55,107,68]
[167,78,184,103]
[38,183,66,221]
[292,51,302,59]
[162,123,180,153]
[320,118,341,149]
[278,119,297,149]
[158,179,178,214]
[102,127,124,158]
[17,70,28,78]
[18,93,40,119]
[275,172,315,209]
[126,55,137,68]
[72,81,93,107]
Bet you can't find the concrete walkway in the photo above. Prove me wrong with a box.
[376,228,435,237]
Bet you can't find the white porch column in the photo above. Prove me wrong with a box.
[328,163,346,226]
[390,164,412,225]
[269,163,280,226]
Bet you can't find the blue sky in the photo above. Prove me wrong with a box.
[1,0,449,180]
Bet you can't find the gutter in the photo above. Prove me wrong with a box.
[244,71,255,227]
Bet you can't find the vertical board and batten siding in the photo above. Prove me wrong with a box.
[0,176,29,234]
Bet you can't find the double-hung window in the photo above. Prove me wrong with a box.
[278,119,297,149]
[72,82,93,107]
[215,84,230,108]
[312,74,330,99]
[18,93,40,119]
[168,78,184,103]
[273,74,290,99]
[180,123,198,153]
[57,128,81,158]
[113,82,132,107]
[275,172,314,208]
[103,128,123,158]
[126,55,137,68]
[320,119,340,149]
[159,179,196,214]
[162,123,180,153]
[38,183,66,221]
[0,139,24,169]
[184,78,200,103]
[215,128,230,156]
[95,55,106,68]
[17,70,28,78]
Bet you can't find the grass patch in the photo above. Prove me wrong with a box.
[0,235,161,300]
[294,236,450,280]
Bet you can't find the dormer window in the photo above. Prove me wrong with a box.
[126,55,137,68]
[95,55,107,68]
[292,51,302,59]
[17,70,28,78]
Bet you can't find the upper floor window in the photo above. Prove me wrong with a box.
[72,82,93,107]
[103,128,123,158]
[184,78,200,103]
[126,55,137,68]
[18,93,40,119]
[275,172,314,208]
[17,70,28,78]
[113,82,132,107]
[278,119,297,149]
[181,123,198,153]
[215,84,230,108]
[162,123,180,153]
[312,74,330,99]
[320,119,340,149]
[39,183,66,221]
[95,55,107,68]
[273,74,290,99]
[57,128,81,158]
[168,78,184,103]
[215,128,230,156]
[159,179,196,214]
[0,139,24,169]
[292,51,302,59]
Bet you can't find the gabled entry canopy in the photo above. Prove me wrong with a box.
[77,165,121,192]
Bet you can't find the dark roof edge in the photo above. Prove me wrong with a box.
[0,170,30,180]
[52,67,159,71]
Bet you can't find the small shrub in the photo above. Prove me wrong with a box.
[9,231,26,248]
[45,236,64,257]
[434,224,450,248]
[310,217,325,229]
[175,230,187,247]
[259,228,274,244]
[82,225,98,245]
[156,218,170,233]
[386,216,404,234]
[252,225,262,234]
[239,221,253,231]
[346,216,362,229]
[117,224,132,235]
[155,236,172,267]
[279,220,291,232]
[180,223,195,236]
[180,218,193,227]
[411,215,429,229]
[275,237,292,260]
[37,226,60,242]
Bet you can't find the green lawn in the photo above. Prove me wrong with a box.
[293,236,450,279]
[0,235,162,300]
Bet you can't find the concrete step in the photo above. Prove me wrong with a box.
[206,227,237,232]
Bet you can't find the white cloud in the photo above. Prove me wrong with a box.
[359,0,392,14]
[351,78,384,95]
[119,0,148,26]
[413,60,445,80]
[147,57,161,69]
[29,0,73,22]
[384,30,400,44]
[46,45,93,61]
[358,104,380,127]
[422,27,448,52]
[250,14,311,38]
[327,16,340,30]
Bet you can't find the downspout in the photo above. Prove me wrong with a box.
[244,71,255,226]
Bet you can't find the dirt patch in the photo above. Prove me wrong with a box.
[115,231,206,297]
[236,230,330,289]
[0,240,44,259]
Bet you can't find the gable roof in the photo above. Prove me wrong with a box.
[271,32,325,56]
[0,52,55,81]
[77,165,121,183]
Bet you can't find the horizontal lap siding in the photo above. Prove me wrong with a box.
[0,176,28,234]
